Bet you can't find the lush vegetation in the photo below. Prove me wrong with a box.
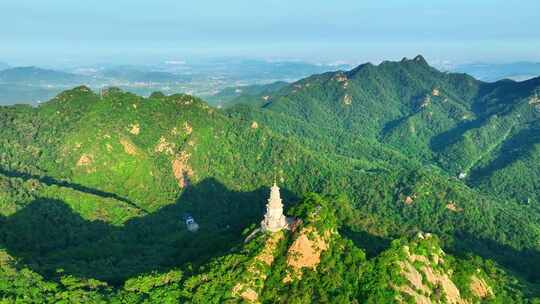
[1,56,540,302]
[0,194,528,303]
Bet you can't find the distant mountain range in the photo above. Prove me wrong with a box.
[100,66,191,83]
[0,66,87,84]
[0,59,350,106]
[0,67,89,105]
[1,58,539,106]
[452,62,540,81]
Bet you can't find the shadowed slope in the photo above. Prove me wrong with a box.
[0,177,298,284]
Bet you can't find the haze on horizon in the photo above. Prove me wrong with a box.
[1,0,539,67]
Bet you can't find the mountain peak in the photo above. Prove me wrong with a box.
[413,54,428,64]
[399,55,428,66]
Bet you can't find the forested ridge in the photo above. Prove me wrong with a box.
[1,56,540,302]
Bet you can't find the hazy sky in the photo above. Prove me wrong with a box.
[1,0,539,66]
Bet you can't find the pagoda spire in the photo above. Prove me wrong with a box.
[268,182,283,208]
[261,181,289,232]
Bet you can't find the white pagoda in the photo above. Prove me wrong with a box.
[261,182,289,232]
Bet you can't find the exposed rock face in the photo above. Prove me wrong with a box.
[285,227,328,281]
[154,136,175,155]
[469,275,492,299]
[120,138,138,155]
[397,244,466,304]
[128,124,140,135]
[76,153,96,173]
[404,196,414,205]
[172,151,194,189]
[233,232,285,303]
[76,154,93,166]
[335,74,348,83]
[128,123,140,135]
[399,261,431,303]
[183,122,193,135]
[529,94,540,111]
[233,287,258,303]
[528,94,540,105]
[335,74,349,89]
[446,202,462,212]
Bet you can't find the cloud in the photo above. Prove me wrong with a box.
[165,60,186,65]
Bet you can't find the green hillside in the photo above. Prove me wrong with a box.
[1,57,540,302]
[228,56,540,205]
[0,195,528,303]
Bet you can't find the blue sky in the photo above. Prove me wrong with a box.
[1,0,539,66]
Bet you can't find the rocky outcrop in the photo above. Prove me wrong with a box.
[446,202,463,212]
[172,151,194,189]
[397,244,464,304]
[390,236,495,304]
[128,123,140,135]
[76,154,93,166]
[469,275,492,299]
[335,74,349,89]
[404,196,414,205]
[183,122,193,135]
[284,227,329,282]
[233,232,285,303]
[154,136,175,155]
[120,138,138,156]
[528,94,540,105]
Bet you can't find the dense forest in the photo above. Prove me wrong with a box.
[1,57,540,302]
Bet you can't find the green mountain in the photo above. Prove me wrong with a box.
[228,55,540,205]
[1,56,540,302]
[0,195,526,303]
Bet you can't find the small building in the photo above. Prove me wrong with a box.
[183,214,200,232]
